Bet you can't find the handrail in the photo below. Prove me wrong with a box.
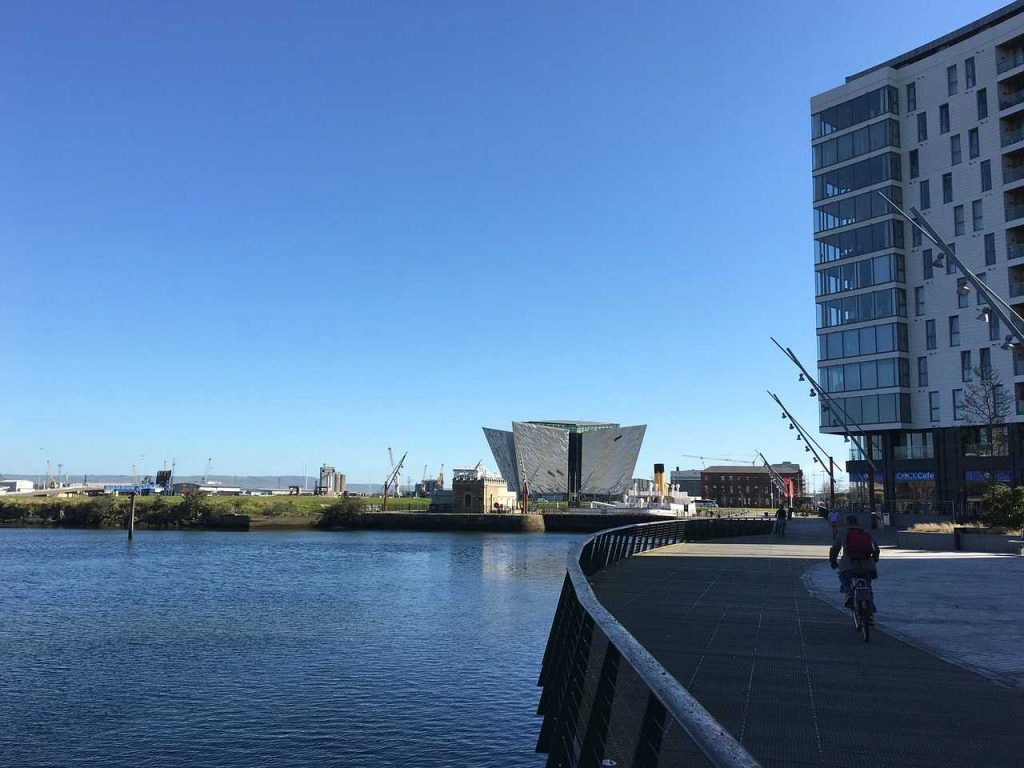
[536,517,770,767]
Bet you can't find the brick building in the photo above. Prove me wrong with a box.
[700,464,804,508]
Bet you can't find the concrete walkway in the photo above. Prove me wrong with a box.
[805,546,1024,690]
[590,518,1024,768]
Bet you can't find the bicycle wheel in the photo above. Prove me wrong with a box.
[858,600,871,642]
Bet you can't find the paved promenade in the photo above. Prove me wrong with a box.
[590,518,1024,768]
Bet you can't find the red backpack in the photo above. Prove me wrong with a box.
[845,527,873,560]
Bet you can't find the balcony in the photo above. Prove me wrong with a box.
[1006,164,1024,184]
[1010,243,1024,260]
[1011,282,1024,298]
[998,38,1024,75]
[1007,203,1024,221]
[1002,88,1024,111]
[1015,349,1024,376]
[1003,126,1024,148]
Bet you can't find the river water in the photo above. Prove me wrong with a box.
[0,528,580,767]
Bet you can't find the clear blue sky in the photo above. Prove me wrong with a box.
[1,0,995,486]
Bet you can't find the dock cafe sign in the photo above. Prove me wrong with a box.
[894,471,935,482]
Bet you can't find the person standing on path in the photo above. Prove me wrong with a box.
[774,505,787,537]
[827,506,841,538]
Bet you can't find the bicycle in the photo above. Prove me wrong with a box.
[846,573,874,642]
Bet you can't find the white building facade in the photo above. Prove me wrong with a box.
[812,2,1024,509]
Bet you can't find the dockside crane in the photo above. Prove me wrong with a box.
[203,457,212,484]
[382,451,407,511]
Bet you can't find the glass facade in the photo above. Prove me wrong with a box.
[894,431,934,459]
[811,86,898,139]
[811,118,900,170]
[813,152,901,202]
[813,185,900,233]
[819,357,910,393]
[820,392,910,426]
[818,322,909,360]
[814,253,904,296]
[816,287,906,329]
[815,220,904,263]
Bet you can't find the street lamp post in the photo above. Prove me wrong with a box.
[771,339,878,510]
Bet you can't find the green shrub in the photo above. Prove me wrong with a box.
[318,496,365,528]
[981,484,1024,530]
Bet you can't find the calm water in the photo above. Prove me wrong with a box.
[0,529,579,767]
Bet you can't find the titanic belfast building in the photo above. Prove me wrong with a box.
[483,420,646,504]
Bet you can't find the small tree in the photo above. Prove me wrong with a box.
[962,366,1012,456]
[980,483,1024,530]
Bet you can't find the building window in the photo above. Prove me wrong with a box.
[981,159,992,192]
[915,285,925,316]
[909,149,919,179]
[977,272,987,305]
[463,492,472,508]
[980,347,992,379]
[958,278,969,308]
[918,356,928,387]
[918,111,928,142]
[939,103,950,133]
[953,388,965,420]
[912,226,922,247]
[907,82,917,112]
[990,313,1001,342]
[968,128,979,159]
[949,315,960,346]
[954,205,965,236]
[947,242,957,274]
[985,232,996,265]
[919,179,930,209]
[962,350,973,382]
[948,64,958,96]
[950,134,962,165]
[966,56,976,89]
[972,199,983,232]
[926,319,937,349]
[942,172,953,203]
[977,88,988,120]
[923,249,933,279]
[929,391,940,422]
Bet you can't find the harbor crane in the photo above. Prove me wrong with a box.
[202,457,213,484]
[382,451,407,511]
[387,448,402,498]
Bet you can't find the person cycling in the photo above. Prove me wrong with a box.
[829,514,880,609]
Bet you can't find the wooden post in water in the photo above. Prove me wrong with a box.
[128,492,136,541]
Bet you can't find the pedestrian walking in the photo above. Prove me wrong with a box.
[774,505,787,537]
[827,507,841,538]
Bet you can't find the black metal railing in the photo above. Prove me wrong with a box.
[536,517,772,768]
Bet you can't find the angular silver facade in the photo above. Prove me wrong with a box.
[512,421,570,495]
[483,427,520,492]
[483,420,646,497]
[580,424,646,495]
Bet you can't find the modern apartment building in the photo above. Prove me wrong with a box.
[812,2,1024,510]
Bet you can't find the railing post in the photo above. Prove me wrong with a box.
[631,692,667,768]
[577,644,621,768]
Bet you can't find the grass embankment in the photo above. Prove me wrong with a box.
[0,494,429,529]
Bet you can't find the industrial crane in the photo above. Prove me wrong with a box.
[387,448,402,498]
[203,457,213,484]
[382,451,407,511]
[437,463,444,490]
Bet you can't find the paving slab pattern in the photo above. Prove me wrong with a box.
[805,548,1024,690]
[590,520,1024,768]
